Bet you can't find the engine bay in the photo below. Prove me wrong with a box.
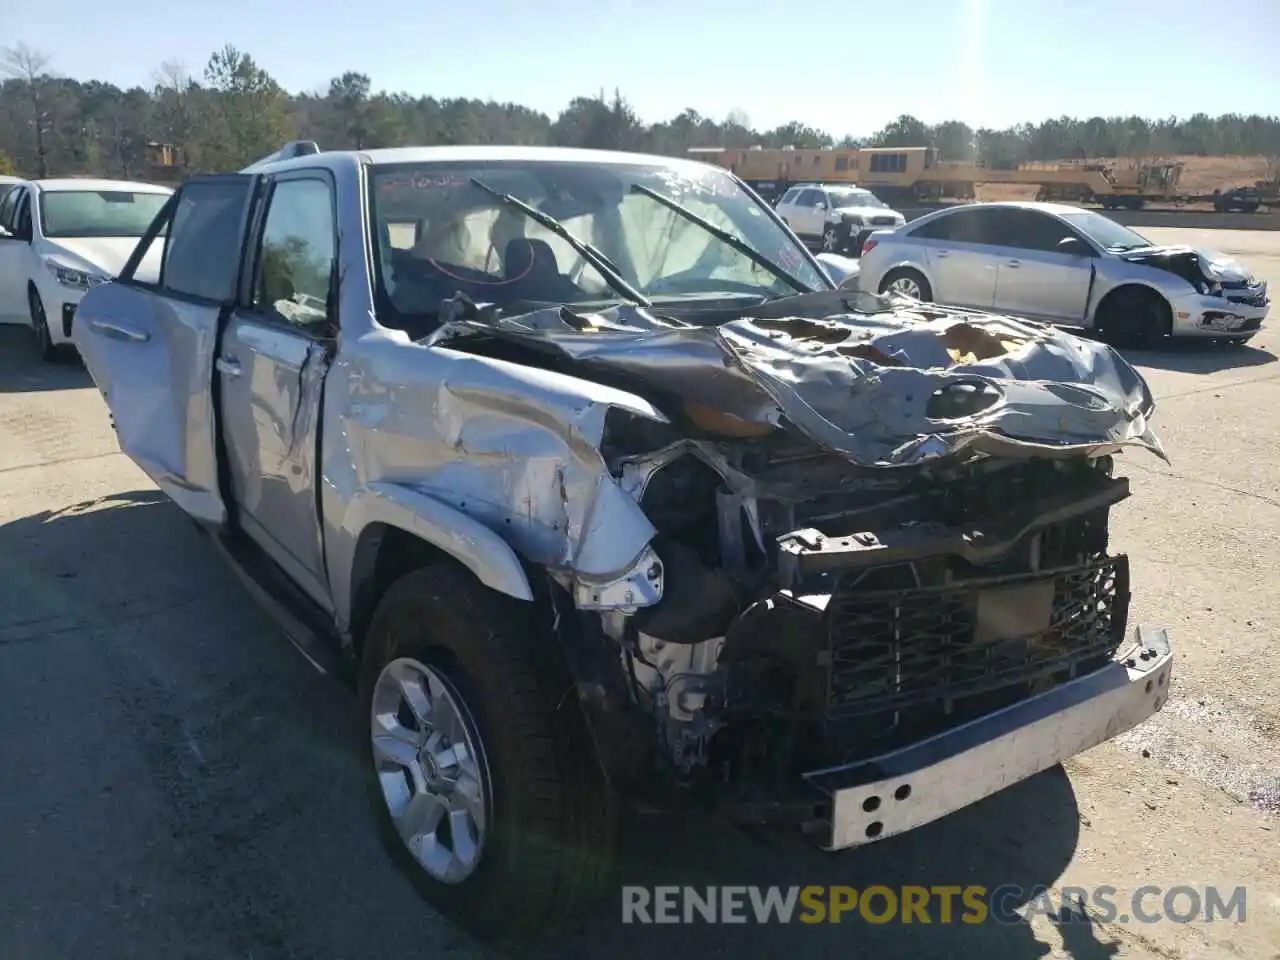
[606,433,1130,805]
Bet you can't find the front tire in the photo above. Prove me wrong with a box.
[879,267,933,302]
[28,287,58,363]
[359,563,617,939]
[1095,287,1170,348]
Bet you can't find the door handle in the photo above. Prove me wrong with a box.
[935,250,949,258]
[88,319,149,343]
[1005,259,1021,267]
[216,356,242,377]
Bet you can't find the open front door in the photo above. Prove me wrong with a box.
[74,174,259,526]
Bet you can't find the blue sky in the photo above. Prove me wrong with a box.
[4,0,1277,137]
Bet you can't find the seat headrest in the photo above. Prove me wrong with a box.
[503,236,559,278]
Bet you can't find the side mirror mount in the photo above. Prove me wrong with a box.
[1058,236,1087,255]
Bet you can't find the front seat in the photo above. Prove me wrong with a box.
[503,237,579,301]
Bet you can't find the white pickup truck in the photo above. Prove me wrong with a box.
[74,141,1173,940]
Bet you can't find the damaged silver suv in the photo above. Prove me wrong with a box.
[74,142,1174,938]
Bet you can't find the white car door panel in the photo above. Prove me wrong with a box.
[0,242,27,322]
[73,174,258,527]
[0,187,30,322]
[800,189,828,238]
[777,202,799,235]
[775,190,802,237]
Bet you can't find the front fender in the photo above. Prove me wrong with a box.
[334,481,535,634]
[1088,273,1177,328]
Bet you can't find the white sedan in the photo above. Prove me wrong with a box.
[0,178,172,360]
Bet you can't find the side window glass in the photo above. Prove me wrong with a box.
[910,214,954,240]
[945,209,1002,245]
[163,180,253,301]
[912,210,1001,245]
[252,178,335,329]
[0,189,18,232]
[16,194,32,238]
[1000,210,1076,252]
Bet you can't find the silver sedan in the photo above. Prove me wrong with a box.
[858,201,1270,345]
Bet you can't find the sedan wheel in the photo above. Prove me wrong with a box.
[878,268,934,303]
[888,276,920,297]
[886,275,924,299]
[370,657,489,884]
[28,288,57,362]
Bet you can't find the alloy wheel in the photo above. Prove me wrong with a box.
[887,275,923,299]
[370,657,490,884]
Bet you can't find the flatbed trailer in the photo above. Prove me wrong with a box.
[694,146,1194,209]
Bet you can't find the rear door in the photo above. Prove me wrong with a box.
[0,186,28,321]
[909,208,1003,309]
[775,188,801,231]
[791,189,827,239]
[73,174,258,525]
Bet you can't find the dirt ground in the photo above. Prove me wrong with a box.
[0,227,1276,959]
[1172,156,1273,195]
[974,156,1274,204]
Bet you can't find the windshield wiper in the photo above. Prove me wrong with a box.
[628,183,813,296]
[468,178,650,307]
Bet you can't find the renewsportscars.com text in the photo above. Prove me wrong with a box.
[621,885,1247,925]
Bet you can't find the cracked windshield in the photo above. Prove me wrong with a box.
[370,162,826,318]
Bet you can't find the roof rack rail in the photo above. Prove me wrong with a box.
[240,140,322,173]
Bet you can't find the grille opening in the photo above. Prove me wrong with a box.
[821,555,1129,761]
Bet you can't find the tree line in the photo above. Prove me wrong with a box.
[2,41,1279,181]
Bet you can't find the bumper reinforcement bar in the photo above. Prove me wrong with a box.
[803,624,1173,850]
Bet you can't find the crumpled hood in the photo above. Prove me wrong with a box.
[1123,244,1254,283]
[427,293,1165,469]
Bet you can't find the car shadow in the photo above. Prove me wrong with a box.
[0,325,92,393]
[0,490,1102,960]
[1119,338,1277,374]
[533,767,1092,959]
[1063,327,1276,374]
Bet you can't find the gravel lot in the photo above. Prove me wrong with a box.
[0,226,1276,960]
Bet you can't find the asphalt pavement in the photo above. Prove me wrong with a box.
[0,227,1277,959]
